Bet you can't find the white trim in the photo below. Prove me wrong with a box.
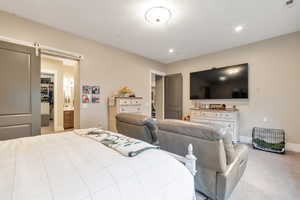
[239,136,300,152]
[0,35,35,47]
[239,136,252,144]
[149,70,166,119]
[150,70,166,77]
[0,35,83,60]
[55,126,65,132]
[40,45,83,60]
[286,143,300,152]
[41,54,79,66]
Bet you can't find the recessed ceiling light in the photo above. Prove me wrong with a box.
[145,7,172,24]
[235,25,244,33]
[169,49,174,53]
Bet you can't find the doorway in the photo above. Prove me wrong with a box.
[150,71,165,120]
[40,55,80,134]
[164,73,183,119]
[41,73,55,134]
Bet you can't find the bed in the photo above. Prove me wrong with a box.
[0,130,195,200]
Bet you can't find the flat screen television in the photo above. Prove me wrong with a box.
[190,63,248,99]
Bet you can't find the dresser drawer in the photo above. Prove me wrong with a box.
[190,109,239,142]
[119,106,142,113]
[131,99,142,105]
[194,111,234,120]
[118,99,131,105]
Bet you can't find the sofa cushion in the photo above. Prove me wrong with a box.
[158,119,236,165]
[116,113,152,126]
[157,120,228,141]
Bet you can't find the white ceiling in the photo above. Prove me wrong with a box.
[0,0,300,63]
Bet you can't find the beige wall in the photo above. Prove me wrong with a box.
[0,11,165,129]
[167,31,300,144]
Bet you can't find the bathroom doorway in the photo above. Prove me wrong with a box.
[40,55,80,134]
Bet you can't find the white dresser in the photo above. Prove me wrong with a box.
[108,97,143,132]
[190,108,240,143]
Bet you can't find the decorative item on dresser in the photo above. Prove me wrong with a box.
[190,108,240,143]
[108,97,143,132]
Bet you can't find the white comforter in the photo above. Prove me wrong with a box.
[0,132,194,200]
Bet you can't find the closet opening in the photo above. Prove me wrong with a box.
[150,71,166,120]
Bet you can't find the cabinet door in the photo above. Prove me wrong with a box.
[0,41,40,140]
[64,111,74,129]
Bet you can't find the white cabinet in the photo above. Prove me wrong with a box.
[190,109,239,143]
[108,97,143,132]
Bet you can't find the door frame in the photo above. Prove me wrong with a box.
[149,70,166,119]
[41,54,81,131]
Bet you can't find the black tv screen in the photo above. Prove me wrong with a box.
[190,64,248,99]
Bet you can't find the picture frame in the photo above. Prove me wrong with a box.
[82,85,92,94]
[92,86,100,94]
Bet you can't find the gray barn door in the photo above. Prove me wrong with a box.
[164,73,183,119]
[0,41,40,140]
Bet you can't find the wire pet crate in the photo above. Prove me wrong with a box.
[252,127,285,154]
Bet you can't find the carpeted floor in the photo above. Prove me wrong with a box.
[196,146,300,200]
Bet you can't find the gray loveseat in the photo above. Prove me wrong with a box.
[115,113,249,200]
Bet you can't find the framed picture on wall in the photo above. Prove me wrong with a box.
[92,95,100,103]
[92,86,100,94]
[82,85,92,94]
[82,85,100,103]
[82,94,91,103]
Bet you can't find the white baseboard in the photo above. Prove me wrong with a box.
[239,136,252,144]
[286,143,300,152]
[54,126,64,132]
[238,136,300,152]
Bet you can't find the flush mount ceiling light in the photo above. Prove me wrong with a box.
[169,48,174,53]
[145,7,172,24]
[235,25,244,33]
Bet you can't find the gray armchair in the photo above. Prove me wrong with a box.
[115,113,249,200]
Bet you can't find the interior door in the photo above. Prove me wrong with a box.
[164,73,183,119]
[0,40,40,140]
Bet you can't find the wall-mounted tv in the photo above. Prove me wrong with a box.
[190,63,248,100]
